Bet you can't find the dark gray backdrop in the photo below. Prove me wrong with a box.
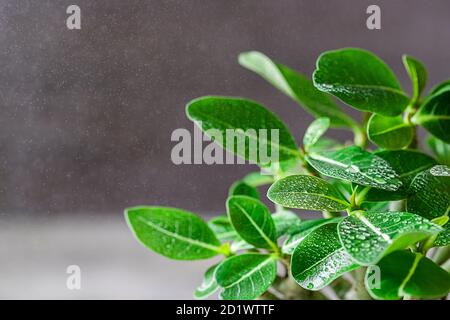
[1,0,449,216]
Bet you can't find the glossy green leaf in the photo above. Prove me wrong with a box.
[267,175,350,211]
[429,79,450,96]
[272,210,302,238]
[186,96,299,165]
[313,48,410,116]
[215,253,277,300]
[230,239,254,252]
[427,134,450,165]
[367,114,413,150]
[194,264,219,299]
[306,146,402,191]
[434,222,450,246]
[407,165,450,220]
[363,150,436,202]
[229,181,260,200]
[242,172,274,187]
[125,207,223,260]
[291,223,359,290]
[282,217,343,254]
[226,196,277,250]
[208,215,239,242]
[366,251,450,300]
[412,88,450,143]
[338,211,442,265]
[402,55,427,102]
[303,117,330,151]
[238,51,356,127]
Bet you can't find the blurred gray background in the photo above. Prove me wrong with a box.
[0,0,449,299]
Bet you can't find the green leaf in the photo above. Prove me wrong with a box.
[313,48,410,116]
[407,165,450,220]
[402,55,427,103]
[230,239,254,252]
[242,172,274,187]
[186,96,299,165]
[307,137,344,153]
[267,175,350,211]
[360,201,390,213]
[238,51,356,127]
[282,217,343,254]
[429,79,450,96]
[412,87,450,143]
[303,117,330,151]
[226,196,278,250]
[434,222,450,246]
[367,114,413,150]
[291,223,359,290]
[366,251,450,300]
[125,207,223,260]
[229,181,260,199]
[306,146,402,191]
[194,264,219,299]
[363,150,436,202]
[272,210,302,238]
[338,211,442,265]
[427,134,450,166]
[208,215,240,242]
[215,253,277,300]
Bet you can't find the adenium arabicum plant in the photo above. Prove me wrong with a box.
[125,48,450,300]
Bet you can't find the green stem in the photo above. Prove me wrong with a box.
[352,124,367,149]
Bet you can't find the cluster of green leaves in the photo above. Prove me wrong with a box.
[125,48,450,300]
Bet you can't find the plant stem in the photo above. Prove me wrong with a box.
[441,259,450,272]
[345,267,372,300]
[433,246,450,265]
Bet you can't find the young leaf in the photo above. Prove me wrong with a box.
[338,211,442,265]
[402,55,427,103]
[194,264,219,299]
[306,146,402,191]
[412,88,450,143]
[427,134,450,166]
[242,171,274,187]
[125,207,223,260]
[363,150,436,202]
[229,181,260,200]
[307,137,343,153]
[215,253,277,300]
[186,96,299,165]
[407,165,450,220]
[208,215,240,242]
[291,223,359,290]
[367,114,413,150]
[238,51,357,127]
[272,209,302,238]
[267,175,350,211]
[282,217,343,254]
[226,196,277,250]
[313,48,410,116]
[303,117,330,151]
[366,251,450,300]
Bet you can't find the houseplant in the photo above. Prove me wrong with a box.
[125,48,450,300]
